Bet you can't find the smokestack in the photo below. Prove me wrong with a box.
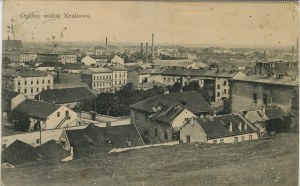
[141,43,144,60]
[146,43,148,62]
[151,34,154,60]
[106,37,108,48]
[292,46,294,62]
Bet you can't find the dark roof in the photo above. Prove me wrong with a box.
[193,114,257,139]
[14,100,60,120]
[63,63,84,70]
[35,87,96,104]
[150,105,184,124]
[15,70,51,77]
[264,106,288,120]
[35,140,70,161]
[2,140,42,165]
[66,124,143,158]
[130,91,212,114]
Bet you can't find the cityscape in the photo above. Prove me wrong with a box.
[1,1,299,186]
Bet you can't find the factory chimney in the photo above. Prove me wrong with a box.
[146,43,148,62]
[141,43,144,60]
[151,34,154,60]
[105,37,108,48]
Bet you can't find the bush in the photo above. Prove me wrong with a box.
[12,111,30,132]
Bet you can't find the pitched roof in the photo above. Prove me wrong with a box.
[233,75,299,86]
[106,66,127,71]
[2,90,21,112]
[16,70,51,78]
[195,114,257,139]
[130,91,212,114]
[264,106,288,120]
[87,67,112,73]
[35,140,70,161]
[150,105,184,124]
[14,100,60,120]
[35,87,96,104]
[66,124,143,158]
[2,140,42,165]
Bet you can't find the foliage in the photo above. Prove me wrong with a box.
[166,82,182,93]
[12,111,30,132]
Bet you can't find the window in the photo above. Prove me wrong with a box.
[249,134,253,140]
[224,89,227,94]
[186,135,190,143]
[24,89,27,93]
[2,144,6,149]
[37,88,39,92]
[36,139,40,144]
[220,139,224,143]
[31,81,33,85]
[25,81,27,85]
[18,81,21,85]
[224,81,227,86]
[37,80,39,84]
[241,136,245,142]
[217,84,220,89]
[217,92,220,97]
[42,80,44,84]
[48,80,51,84]
[31,88,33,93]
[263,94,268,105]
[66,110,69,117]
[155,128,158,137]
[234,137,238,143]
[57,112,60,117]
[42,88,44,91]
[213,140,217,144]
[253,93,257,103]
[18,89,20,93]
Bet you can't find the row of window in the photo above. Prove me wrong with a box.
[17,79,51,86]
[93,75,112,80]
[216,89,228,97]
[19,86,50,93]
[212,134,253,144]
[163,77,180,83]
[93,82,112,87]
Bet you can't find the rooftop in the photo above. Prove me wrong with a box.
[87,67,112,73]
[233,75,299,86]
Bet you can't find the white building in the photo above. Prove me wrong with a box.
[81,55,96,66]
[111,55,124,66]
[20,53,38,63]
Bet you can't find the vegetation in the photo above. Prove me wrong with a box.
[11,111,31,132]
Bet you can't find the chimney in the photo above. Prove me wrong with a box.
[105,37,108,48]
[141,43,144,60]
[146,43,148,62]
[228,122,232,132]
[151,34,154,60]
[106,121,111,127]
[238,122,242,131]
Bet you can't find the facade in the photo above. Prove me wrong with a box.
[94,46,106,56]
[81,67,127,93]
[36,53,60,63]
[180,114,259,144]
[81,55,96,66]
[60,54,77,64]
[20,53,38,63]
[2,70,54,99]
[1,90,26,117]
[111,55,125,66]
[13,100,78,131]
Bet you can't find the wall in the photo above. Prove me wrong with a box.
[171,109,196,130]
[231,80,298,113]
[138,74,150,83]
[45,106,78,129]
[180,121,207,143]
[215,78,230,102]
[11,94,26,110]
[207,132,259,144]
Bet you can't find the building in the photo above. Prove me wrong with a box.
[107,66,127,91]
[2,70,54,99]
[13,100,78,131]
[62,63,84,74]
[20,52,38,63]
[81,55,96,66]
[35,140,70,161]
[81,67,127,93]
[2,90,26,117]
[230,75,299,130]
[59,53,77,64]
[3,39,23,52]
[111,55,124,66]
[130,91,212,143]
[36,53,60,63]
[180,113,259,144]
[34,87,96,109]
[94,46,106,56]
[58,124,144,158]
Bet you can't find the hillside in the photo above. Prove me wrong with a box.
[2,133,298,186]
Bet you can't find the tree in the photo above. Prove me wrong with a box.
[12,111,30,132]
[167,82,182,93]
[182,81,200,92]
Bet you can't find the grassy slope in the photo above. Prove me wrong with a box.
[1,133,298,186]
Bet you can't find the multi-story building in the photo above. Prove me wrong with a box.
[107,66,127,91]
[3,70,54,99]
[59,53,77,64]
[94,46,106,56]
[36,53,60,63]
[230,75,299,129]
[20,52,38,63]
[81,67,127,93]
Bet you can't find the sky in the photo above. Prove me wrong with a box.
[2,1,299,48]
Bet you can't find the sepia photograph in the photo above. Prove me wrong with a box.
[1,0,299,185]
